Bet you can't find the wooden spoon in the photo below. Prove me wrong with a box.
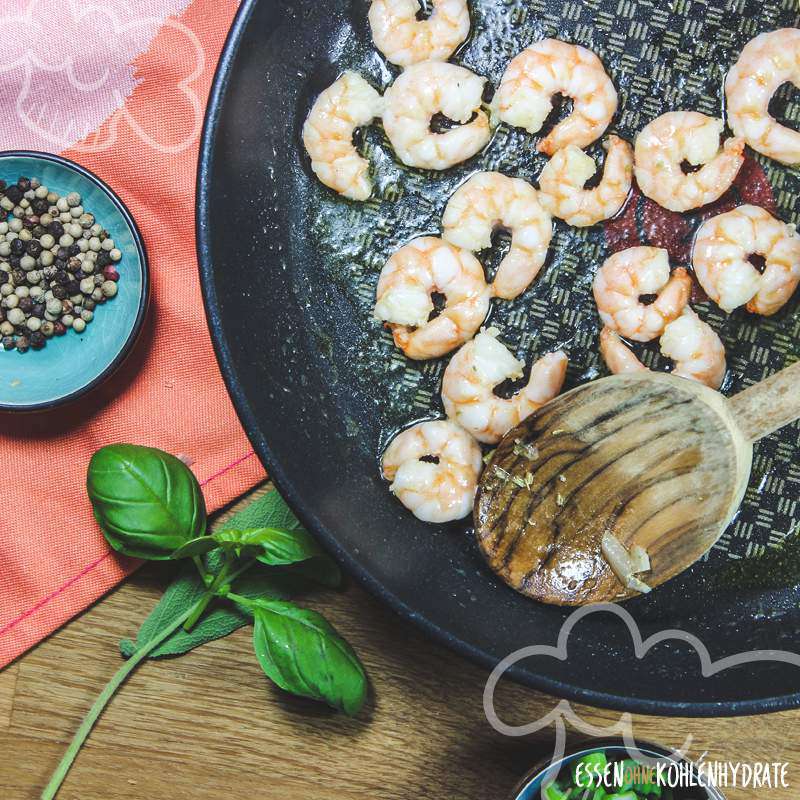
[474,364,800,606]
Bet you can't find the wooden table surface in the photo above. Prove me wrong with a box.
[3,484,799,799]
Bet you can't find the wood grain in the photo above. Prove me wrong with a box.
[475,373,752,605]
[3,484,800,799]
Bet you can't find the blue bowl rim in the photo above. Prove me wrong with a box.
[0,149,150,413]
[509,738,726,800]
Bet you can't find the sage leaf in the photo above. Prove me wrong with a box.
[251,599,367,715]
[213,527,324,564]
[88,444,206,560]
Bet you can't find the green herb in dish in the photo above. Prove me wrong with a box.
[42,444,366,800]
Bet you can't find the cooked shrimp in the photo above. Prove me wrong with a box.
[599,308,726,390]
[374,236,490,359]
[368,0,470,67]
[593,247,692,342]
[381,419,483,522]
[633,111,744,212]
[383,62,492,169]
[494,38,617,155]
[538,135,633,227]
[302,71,384,201]
[441,172,552,300]
[726,29,800,166]
[692,204,800,315]
[441,328,568,444]
[599,328,648,376]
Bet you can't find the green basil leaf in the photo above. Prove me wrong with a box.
[251,599,367,715]
[88,444,206,560]
[171,536,217,559]
[213,527,323,564]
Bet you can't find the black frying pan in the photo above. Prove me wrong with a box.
[197,0,800,715]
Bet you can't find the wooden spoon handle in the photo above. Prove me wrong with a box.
[728,360,800,442]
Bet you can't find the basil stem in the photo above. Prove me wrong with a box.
[41,560,256,799]
[40,600,198,800]
[182,554,234,632]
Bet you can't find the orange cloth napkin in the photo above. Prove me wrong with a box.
[0,0,266,668]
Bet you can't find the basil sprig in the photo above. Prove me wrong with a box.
[44,445,367,800]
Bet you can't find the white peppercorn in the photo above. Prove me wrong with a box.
[101,280,118,298]
[20,255,36,271]
[61,314,75,327]
[72,317,86,333]
[1,284,13,297]
[56,197,69,212]
[8,218,22,233]
[39,233,55,250]
[14,285,29,298]
[80,309,93,322]
[4,294,19,308]
[46,298,63,316]
[69,205,83,219]
[7,308,25,325]
[67,223,82,238]
[29,285,44,300]
[79,277,94,294]
[0,321,12,336]
[101,237,115,251]
[35,185,48,199]
[59,234,74,247]
[66,192,81,208]
[26,316,41,332]
[110,248,122,262]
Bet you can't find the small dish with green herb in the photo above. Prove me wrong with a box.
[510,741,725,800]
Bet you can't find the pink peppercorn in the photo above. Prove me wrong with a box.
[102,266,119,282]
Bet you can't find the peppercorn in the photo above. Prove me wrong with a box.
[40,321,55,338]
[101,280,118,298]
[53,270,69,285]
[1,335,15,351]
[15,335,29,353]
[48,220,64,238]
[102,266,120,282]
[8,308,25,326]
[0,179,6,193]
[52,285,67,300]
[10,238,24,257]
[26,316,41,332]
[67,244,80,257]
[67,257,81,272]
[11,268,25,284]
[29,331,45,349]
[53,321,66,336]
[31,197,48,215]
[5,185,22,204]
[65,279,80,295]
[72,317,86,333]
[96,251,111,268]
[26,239,42,258]
[18,296,32,314]
[31,303,44,319]
[17,177,31,192]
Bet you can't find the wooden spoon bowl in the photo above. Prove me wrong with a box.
[475,364,799,605]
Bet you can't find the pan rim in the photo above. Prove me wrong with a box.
[195,0,800,718]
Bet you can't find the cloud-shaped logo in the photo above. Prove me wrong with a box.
[484,602,800,796]
[0,0,204,154]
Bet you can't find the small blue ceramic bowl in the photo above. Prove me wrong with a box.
[510,740,725,799]
[0,151,148,412]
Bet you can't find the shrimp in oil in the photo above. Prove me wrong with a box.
[600,308,727,390]
[538,135,633,227]
[381,419,483,522]
[692,204,800,316]
[726,29,800,166]
[368,0,470,67]
[494,38,617,155]
[374,236,490,359]
[633,111,744,212]
[592,246,692,342]
[383,61,492,170]
[302,71,384,201]
[442,171,552,300]
[441,327,567,444]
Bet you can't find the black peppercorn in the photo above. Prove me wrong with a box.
[0,179,7,193]
[18,297,33,313]
[0,270,8,285]
[32,224,46,238]
[53,321,66,336]
[67,257,81,272]
[54,270,69,285]
[65,279,80,295]
[32,198,48,215]
[56,247,69,261]
[54,258,67,271]
[16,335,29,353]
[0,308,5,323]
[1,335,15,351]
[48,220,64,238]
[11,268,25,284]
[52,285,67,299]
[5,185,22,204]
[26,240,42,258]
[42,266,56,280]
[10,239,25,257]
[17,177,31,192]
[68,244,80,257]
[9,256,20,269]
[31,303,44,319]
[29,331,45,350]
